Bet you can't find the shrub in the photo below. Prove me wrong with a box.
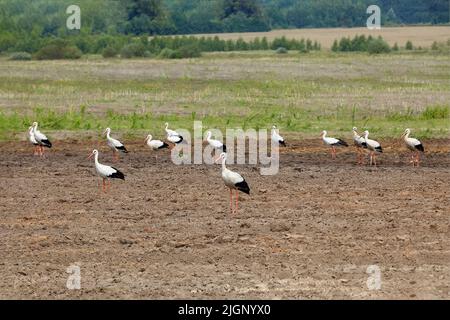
[34,40,82,60]
[120,42,146,58]
[331,40,339,52]
[367,38,391,54]
[405,40,413,50]
[62,46,83,59]
[9,52,32,61]
[176,44,201,58]
[158,48,178,59]
[431,41,439,50]
[275,47,288,54]
[102,46,118,58]
[392,42,399,51]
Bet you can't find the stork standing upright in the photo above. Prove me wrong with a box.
[145,134,169,160]
[320,130,348,159]
[205,131,226,160]
[271,125,286,151]
[28,126,39,156]
[402,128,424,166]
[215,152,250,215]
[32,122,52,157]
[363,130,383,166]
[352,127,368,165]
[88,149,125,192]
[104,128,128,161]
[164,122,183,148]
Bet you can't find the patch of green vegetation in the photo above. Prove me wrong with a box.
[1,104,448,141]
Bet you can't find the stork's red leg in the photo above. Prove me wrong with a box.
[229,188,233,214]
[235,190,239,214]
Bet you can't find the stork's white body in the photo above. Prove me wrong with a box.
[145,135,168,160]
[32,126,49,146]
[216,153,250,214]
[104,128,127,160]
[147,138,167,150]
[206,131,225,153]
[403,129,424,166]
[271,126,286,150]
[105,129,126,151]
[31,122,52,156]
[89,149,125,192]
[28,126,38,145]
[321,130,348,159]
[167,134,183,144]
[28,126,39,155]
[222,166,245,189]
[363,130,382,166]
[164,123,183,146]
[352,127,367,164]
[352,129,366,148]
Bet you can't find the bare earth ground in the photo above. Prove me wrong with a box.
[0,139,449,299]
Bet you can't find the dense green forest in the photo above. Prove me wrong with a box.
[0,0,448,38]
[0,0,448,58]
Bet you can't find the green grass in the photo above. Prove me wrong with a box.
[1,104,448,140]
[0,51,449,140]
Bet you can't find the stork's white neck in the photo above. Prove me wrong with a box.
[404,131,410,140]
[221,157,227,171]
[364,132,369,140]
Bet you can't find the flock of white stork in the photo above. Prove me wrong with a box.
[27,121,424,214]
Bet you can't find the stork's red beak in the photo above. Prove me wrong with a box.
[88,153,93,159]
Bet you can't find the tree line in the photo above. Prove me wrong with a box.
[0,0,448,39]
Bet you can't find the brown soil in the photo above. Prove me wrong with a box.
[0,139,449,299]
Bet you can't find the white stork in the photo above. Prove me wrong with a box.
[164,122,181,137]
[271,125,286,149]
[320,130,348,159]
[363,130,383,166]
[145,134,169,160]
[205,131,226,160]
[88,149,125,192]
[215,152,250,215]
[164,122,183,147]
[402,128,424,166]
[352,127,368,164]
[28,126,39,156]
[104,127,128,161]
[32,122,52,157]
[145,134,169,150]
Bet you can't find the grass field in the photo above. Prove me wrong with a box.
[0,50,449,141]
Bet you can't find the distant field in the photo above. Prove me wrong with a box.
[188,26,450,49]
[0,50,449,140]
